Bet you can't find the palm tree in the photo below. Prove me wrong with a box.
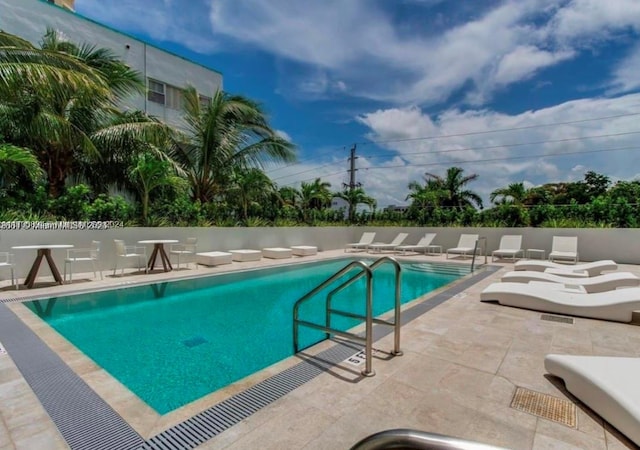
[406,178,445,209]
[0,29,167,197]
[424,166,483,210]
[227,168,278,221]
[170,86,296,203]
[490,182,527,205]
[0,142,43,186]
[128,152,183,225]
[301,178,332,209]
[336,187,376,222]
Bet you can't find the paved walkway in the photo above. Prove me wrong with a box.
[1,250,638,449]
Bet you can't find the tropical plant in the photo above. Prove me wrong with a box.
[170,86,296,203]
[0,142,43,186]
[227,168,278,221]
[335,187,376,223]
[490,182,527,205]
[128,152,183,225]
[0,29,169,197]
[424,166,483,210]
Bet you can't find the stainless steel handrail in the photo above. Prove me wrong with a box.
[293,260,375,376]
[293,257,403,377]
[326,256,402,356]
[349,429,508,450]
[470,236,487,272]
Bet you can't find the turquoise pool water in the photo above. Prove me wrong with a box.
[25,258,467,414]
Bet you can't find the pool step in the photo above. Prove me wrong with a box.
[407,263,472,276]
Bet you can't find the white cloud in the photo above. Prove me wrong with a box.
[353,93,640,205]
[493,46,574,86]
[608,43,640,94]
[275,129,292,142]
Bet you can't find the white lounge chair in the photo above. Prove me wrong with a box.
[480,282,640,322]
[514,259,617,277]
[395,233,441,255]
[549,236,578,264]
[545,354,640,446]
[491,235,524,261]
[446,234,479,259]
[368,233,409,253]
[501,270,640,293]
[345,232,376,252]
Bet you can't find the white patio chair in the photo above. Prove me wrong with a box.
[169,237,198,269]
[64,240,102,283]
[368,233,409,253]
[395,233,441,255]
[514,259,617,277]
[0,252,17,289]
[113,239,148,276]
[549,236,578,264]
[446,234,480,259]
[345,232,376,252]
[491,235,524,262]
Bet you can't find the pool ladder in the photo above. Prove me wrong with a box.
[293,256,403,377]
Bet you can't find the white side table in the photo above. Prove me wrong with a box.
[526,249,545,260]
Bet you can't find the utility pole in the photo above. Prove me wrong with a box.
[343,144,361,222]
[344,144,361,192]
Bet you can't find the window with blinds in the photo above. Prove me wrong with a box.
[147,79,165,105]
[165,84,184,110]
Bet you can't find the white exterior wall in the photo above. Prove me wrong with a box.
[0,0,222,128]
[1,226,639,278]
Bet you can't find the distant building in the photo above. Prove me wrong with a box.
[1,0,223,129]
[385,205,409,214]
[330,197,349,219]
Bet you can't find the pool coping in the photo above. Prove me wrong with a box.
[0,258,498,449]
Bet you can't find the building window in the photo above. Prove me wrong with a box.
[199,95,212,109]
[165,84,184,110]
[147,79,165,105]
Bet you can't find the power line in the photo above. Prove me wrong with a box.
[361,145,640,171]
[359,130,640,160]
[270,158,349,182]
[357,110,640,147]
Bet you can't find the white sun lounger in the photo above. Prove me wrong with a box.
[446,234,479,259]
[545,354,640,446]
[491,235,523,261]
[480,282,640,322]
[345,232,376,252]
[549,236,578,264]
[368,233,409,253]
[395,233,441,255]
[514,259,617,277]
[501,271,640,293]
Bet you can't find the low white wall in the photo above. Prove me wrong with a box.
[0,226,638,278]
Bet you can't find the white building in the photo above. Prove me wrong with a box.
[0,0,223,128]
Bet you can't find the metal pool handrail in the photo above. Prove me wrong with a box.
[349,429,509,450]
[292,257,403,377]
[471,236,487,272]
[326,256,402,356]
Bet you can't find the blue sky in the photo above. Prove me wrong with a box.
[75,0,640,207]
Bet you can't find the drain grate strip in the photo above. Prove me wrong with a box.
[541,314,574,324]
[511,386,576,427]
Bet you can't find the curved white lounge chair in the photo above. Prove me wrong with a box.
[545,354,640,446]
[345,232,376,252]
[395,233,441,255]
[446,234,479,259]
[480,282,640,322]
[501,271,640,293]
[368,233,409,253]
[514,259,617,277]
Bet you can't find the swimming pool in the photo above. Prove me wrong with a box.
[24,258,468,414]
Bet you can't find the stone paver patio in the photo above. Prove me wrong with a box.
[1,249,639,449]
